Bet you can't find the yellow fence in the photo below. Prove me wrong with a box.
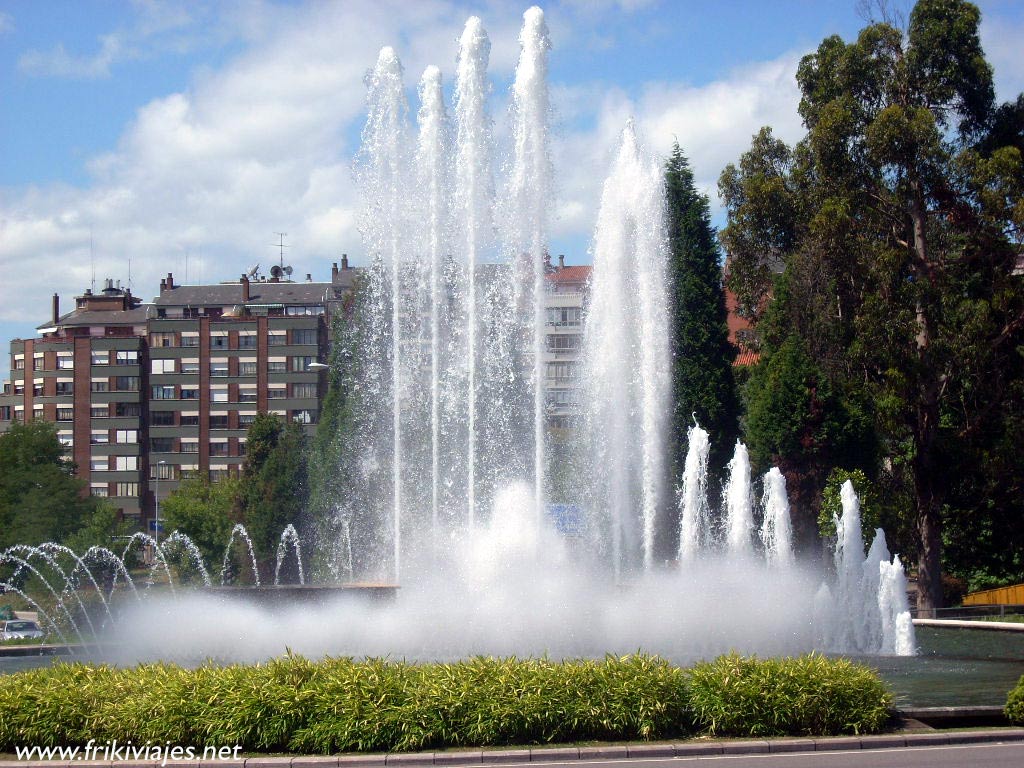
[962,583,1024,606]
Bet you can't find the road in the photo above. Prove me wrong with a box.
[469,743,1024,768]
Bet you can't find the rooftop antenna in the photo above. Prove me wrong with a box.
[273,232,289,270]
[90,226,96,292]
[128,257,132,292]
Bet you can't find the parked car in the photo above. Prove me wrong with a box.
[0,620,45,641]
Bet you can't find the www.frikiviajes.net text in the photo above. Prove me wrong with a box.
[14,741,243,765]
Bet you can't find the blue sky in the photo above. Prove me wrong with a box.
[2,0,1023,382]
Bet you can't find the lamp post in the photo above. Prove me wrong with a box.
[154,460,167,547]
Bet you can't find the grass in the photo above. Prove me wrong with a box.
[0,653,892,754]
[974,614,1024,623]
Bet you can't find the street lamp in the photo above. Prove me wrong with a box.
[154,460,167,546]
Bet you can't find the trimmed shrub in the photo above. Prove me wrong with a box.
[686,653,891,736]
[1007,674,1024,725]
[0,653,891,753]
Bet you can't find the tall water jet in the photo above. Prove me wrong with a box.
[760,467,793,567]
[879,556,915,655]
[454,17,494,530]
[509,5,553,528]
[415,65,451,546]
[831,479,864,651]
[583,121,670,574]
[358,46,412,581]
[724,440,754,556]
[677,422,710,561]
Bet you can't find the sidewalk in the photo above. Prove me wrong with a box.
[3,729,1024,768]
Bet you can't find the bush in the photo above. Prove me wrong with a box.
[1007,675,1024,725]
[686,653,891,737]
[0,653,891,753]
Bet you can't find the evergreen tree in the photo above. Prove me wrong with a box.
[665,143,739,473]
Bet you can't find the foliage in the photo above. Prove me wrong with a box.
[720,0,1024,610]
[160,476,242,565]
[686,653,891,737]
[665,143,739,472]
[61,501,133,556]
[0,653,891,753]
[0,420,101,549]
[241,414,308,569]
[1007,674,1024,725]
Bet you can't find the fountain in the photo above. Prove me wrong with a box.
[0,6,918,670]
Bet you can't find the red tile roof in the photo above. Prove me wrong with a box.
[546,265,592,284]
[724,287,760,366]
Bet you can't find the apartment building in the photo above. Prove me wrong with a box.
[543,256,590,429]
[0,260,357,527]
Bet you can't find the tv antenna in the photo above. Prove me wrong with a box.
[272,232,293,280]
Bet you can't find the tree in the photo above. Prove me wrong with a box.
[722,0,1024,614]
[0,420,99,548]
[160,476,241,566]
[665,143,739,474]
[241,414,309,575]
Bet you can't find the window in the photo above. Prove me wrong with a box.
[238,361,257,376]
[210,361,228,377]
[286,305,323,316]
[546,389,577,407]
[152,385,176,400]
[90,457,108,471]
[290,356,314,372]
[91,431,109,445]
[151,437,174,452]
[180,413,199,426]
[92,405,109,418]
[32,382,43,396]
[267,360,287,373]
[209,442,230,457]
[150,332,176,348]
[209,469,230,482]
[209,415,229,429]
[32,406,43,420]
[115,402,140,417]
[239,390,258,403]
[91,350,109,365]
[151,463,177,480]
[292,329,317,345]
[114,482,139,497]
[546,334,581,351]
[114,376,139,391]
[181,441,199,453]
[292,382,317,398]
[151,359,176,374]
[546,307,582,327]
[32,356,42,370]
[90,484,109,498]
[239,413,256,427]
[181,334,200,347]
[151,411,175,426]
[211,390,228,403]
[13,358,24,370]
[238,334,257,349]
[547,362,578,381]
[115,350,138,365]
[268,332,287,346]
[56,381,74,395]
[57,356,74,369]
[267,387,287,399]
[114,456,138,471]
[292,409,317,425]
[180,388,199,400]
[115,429,138,444]
[57,407,74,421]
[57,433,73,448]
[0,406,12,421]
[211,334,229,349]
[13,383,24,395]
[238,441,247,456]
[180,359,200,374]
[92,380,110,393]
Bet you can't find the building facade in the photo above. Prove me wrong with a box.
[0,261,357,528]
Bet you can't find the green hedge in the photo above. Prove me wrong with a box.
[1007,674,1024,725]
[0,653,891,753]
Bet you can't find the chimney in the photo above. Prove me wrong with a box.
[160,278,167,292]
[342,253,349,270]
[241,274,250,301]
[166,272,174,290]
[558,254,565,269]
[52,293,60,325]
[332,262,339,280]
[306,273,312,282]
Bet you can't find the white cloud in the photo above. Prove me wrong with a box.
[19,34,127,79]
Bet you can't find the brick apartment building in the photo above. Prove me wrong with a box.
[0,259,357,528]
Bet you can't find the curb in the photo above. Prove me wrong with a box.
[3,730,1024,768]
